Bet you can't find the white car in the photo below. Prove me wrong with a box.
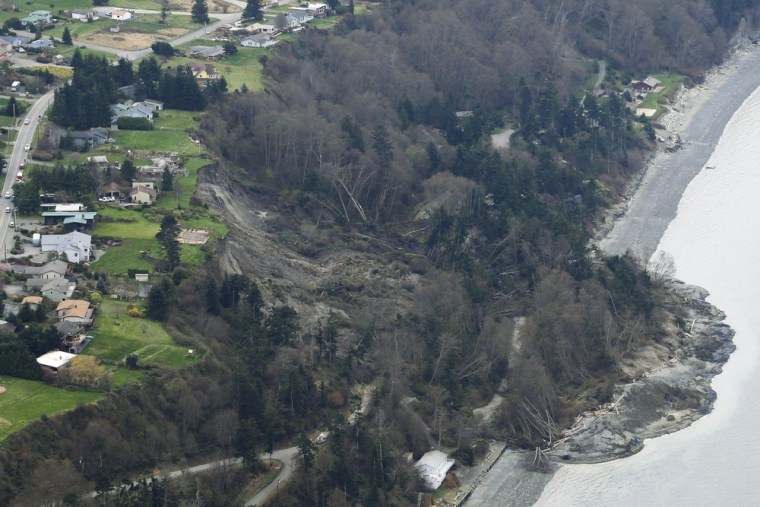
[4,207,9,213]
[24,144,30,151]
[23,118,29,125]
[4,191,10,199]
[9,221,14,228]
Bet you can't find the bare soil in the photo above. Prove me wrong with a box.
[81,28,190,51]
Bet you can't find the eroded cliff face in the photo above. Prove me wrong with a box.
[196,163,421,334]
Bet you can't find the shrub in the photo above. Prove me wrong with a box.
[117,117,154,130]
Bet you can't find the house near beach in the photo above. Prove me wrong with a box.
[415,450,455,490]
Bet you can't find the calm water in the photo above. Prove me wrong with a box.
[537,85,760,506]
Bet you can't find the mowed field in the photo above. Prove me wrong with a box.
[85,299,200,368]
[0,377,101,441]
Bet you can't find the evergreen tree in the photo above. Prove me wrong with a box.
[137,57,161,99]
[4,96,17,117]
[62,27,73,45]
[17,303,34,323]
[156,214,181,271]
[243,0,264,20]
[120,159,136,181]
[146,284,169,321]
[206,276,221,315]
[13,182,40,215]
[191,0,209,23]
[162,167,173,192]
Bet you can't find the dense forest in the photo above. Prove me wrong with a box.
[1,0,759,505]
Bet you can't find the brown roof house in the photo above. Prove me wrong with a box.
[56,300,93,325]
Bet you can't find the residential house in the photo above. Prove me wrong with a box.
[42,278,76,302]
[633,76,661,93]
[64,127,110,150]
[415,451,455,490]
[20,10,52,25]
[130,184,157,205]
[0,35,32,48]
[55,320,89,353]
[37,351,76,372]
[25,38,55,51]
[248,23,278,34]
[100,181,128,201]
[111,9,132,21]
[12,259,68,279]
[143,99,164,111]
[286,10,313,25]
[42,211,97,229]
[138,158,174,179]
[56,300,93,325]
[289,3,326,19]
[87,156,110,170]
[188,62,219,81]
[241,34,277,48]
[189,46,226,60]
[71,9,98,21]
[21,296,44,308]
[41,231,92,263]
[111,100,162,128]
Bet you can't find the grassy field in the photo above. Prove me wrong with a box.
[172,45,266,92]
[0,377,101,441]
[154,109,202,130]
[640,73,685,114]
[86,299,199,368]
[93,207,161,273]
[111,129,200,154]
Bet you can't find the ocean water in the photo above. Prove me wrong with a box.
[536,85,760,506]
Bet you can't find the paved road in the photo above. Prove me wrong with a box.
[95,447,299,505]
[0,89,54,250]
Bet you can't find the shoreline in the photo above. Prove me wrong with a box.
[465,39,760,506]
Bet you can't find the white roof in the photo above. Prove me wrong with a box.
[55,203,85,212]
[415,450,455,490]
[37,351,76,369]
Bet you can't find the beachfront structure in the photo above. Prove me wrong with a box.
[415,450,455,490]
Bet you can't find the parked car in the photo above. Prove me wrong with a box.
[4,191,10,199]
[23,118,29,125]
[4,207,9,213]
[9,221,14,228]
[24,144,30,151]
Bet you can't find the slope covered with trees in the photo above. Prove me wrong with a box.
[0,1,758,505]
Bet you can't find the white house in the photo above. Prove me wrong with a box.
[12,259,68,279]
[71,9,97,22]
[41,231,92,263]
[111,9,132,21]
[37,351,77,371]
[130,182,157,205]
[415,450,455,490]
[241,34,278,48]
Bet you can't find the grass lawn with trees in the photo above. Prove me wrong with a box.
[171,44,266,92]
[640,73,685,116]
[86,299,200,369]
[0,377,101,441]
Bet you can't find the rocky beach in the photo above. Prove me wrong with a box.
[466,39,760,506]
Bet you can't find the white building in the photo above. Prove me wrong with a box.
[41,231,92,263]
[37,351,77,371]
[415,450,455,490]
[111,8,132,21]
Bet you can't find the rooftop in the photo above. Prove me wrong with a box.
[37,351,76,369]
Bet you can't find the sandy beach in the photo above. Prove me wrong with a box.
[599,42,760,261]
[465,40,760,507]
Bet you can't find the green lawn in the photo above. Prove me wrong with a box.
[93,208,161,273]
[155,157,208,209]
[48,15,202,41]
[0,377,101,441]
[111,129,200,154]
[57,45,118,61]
[641,73,685,114]
[86,299,199,369]
[154,109,202,130]
[171,45,266,92]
